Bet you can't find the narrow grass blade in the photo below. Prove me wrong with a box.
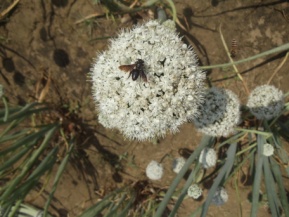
[8,147,59,201]
[217,131,245,148]
[3,107,49,124]
[200,42,289,70]
[0,125,59,201]
[7,199,22,217]
[274,143,289,177]
[200,142,237,217]
[0,129,29,143]
[263,157,280,217]
[0,102,38,124]
[79,188,124,217]
[165,0,177,21]
[0,124,56,157]
[2,96,9,122]
[0,119,25,138]
[0,142,35,174]
[0,106,20,118]
[1,203,13,217]
[224,142,238,179]
[270,158,289,216]
[250,134,265,217]
[43,142,74,216]
[169,163,201,217]
[117,191,136,217]
[143,0,160,7]
[105,193,127,217]
[227,148,254,181]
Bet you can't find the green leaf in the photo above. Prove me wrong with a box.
[155,135,215,217]
[0,103,48,125]
[8,147,59,202]
[169,163,201,217]
[79,188,124,217]
[250,134,265,217]
[43,141,74,216]
[0,124,57,157]
[0,142,35,175]
[0,129,30,143]
[200,142,237,217]
[116,190,136,217]
[0,125,59,202]
[263,157,280,216]
[270,158,289,216]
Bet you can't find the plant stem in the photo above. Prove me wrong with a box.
[200,43,289,70]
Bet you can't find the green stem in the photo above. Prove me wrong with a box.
[2,97,9,122]
[200,42,289,70]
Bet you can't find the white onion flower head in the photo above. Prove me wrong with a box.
[193,87,241,137]
[172,157,186,174]
[146,160,163,180]
[211,187,228,206]
[187,184,202,199]
[90,20,206,140]
[247,85,284,120]
[263,143,274,156]
[199,148,217,169]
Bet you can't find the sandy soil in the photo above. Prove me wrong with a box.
[1,0,289,216]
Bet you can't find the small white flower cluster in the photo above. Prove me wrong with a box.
[193,87,241,137]
[247,85,284,120]
[90,20,206,140]
[187,184,203,199]
[172,157,186,173]
[263,143,274,156]
[146,160,164,180]
[211,187,228,206]
[199,148,217,169]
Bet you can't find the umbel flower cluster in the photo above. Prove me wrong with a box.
[90,20,206,140]
[193,87,241,137]
[247,85,284,120]
[146,160,164,180]
[187,184,203,199]
[263,143,274,156]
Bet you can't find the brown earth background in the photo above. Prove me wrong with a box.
[1,0,289,216]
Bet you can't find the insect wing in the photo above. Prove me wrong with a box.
[119,64,136,72]
[140,70,148,82]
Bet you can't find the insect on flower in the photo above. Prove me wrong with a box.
[230,39,238,58]
[119,59,147,82]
